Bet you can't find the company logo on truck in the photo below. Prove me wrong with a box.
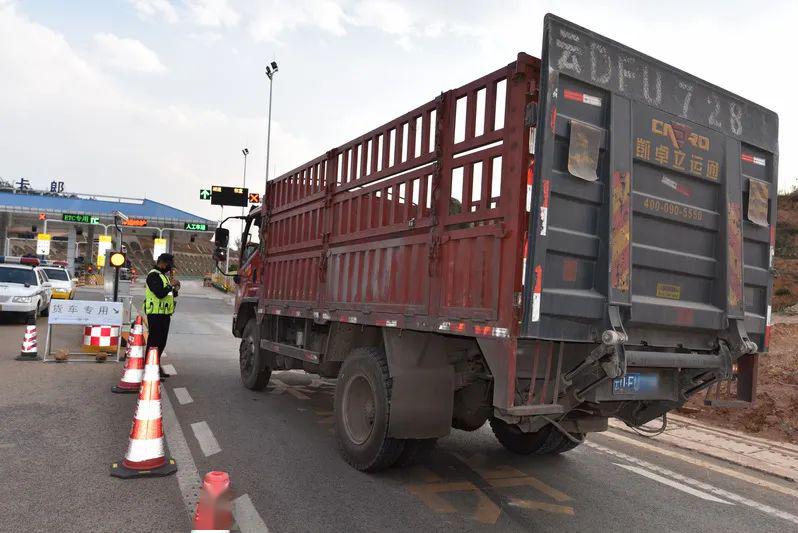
[651,118,710,152]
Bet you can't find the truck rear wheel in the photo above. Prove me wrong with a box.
[394,439,437,468]
[240,319,271,390]
[334,347,405,472]
[489,418,583,455]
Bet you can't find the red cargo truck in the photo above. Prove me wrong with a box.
[215,14,778,471]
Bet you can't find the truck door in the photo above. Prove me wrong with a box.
[522,14,778,355]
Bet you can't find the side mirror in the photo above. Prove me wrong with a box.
[233,274,241,285]
[214,227,230,248]
[213,247,227,263]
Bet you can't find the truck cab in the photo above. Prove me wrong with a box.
[233,207,262,337]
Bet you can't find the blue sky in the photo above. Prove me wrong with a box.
[1,0,795,221]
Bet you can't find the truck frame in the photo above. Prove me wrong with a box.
[221,14,778,471]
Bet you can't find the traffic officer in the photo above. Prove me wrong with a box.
[145,253,180,378]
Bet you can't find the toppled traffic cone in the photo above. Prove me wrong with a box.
[112,317,145,394]
[16,324,39,361]
[192,471,233,531]
[110,347,177,478]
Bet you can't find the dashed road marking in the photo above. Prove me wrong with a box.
[598,431,798,499]
[191,421,222,457]
[613,463,733,504]
[587,441,798,525]
[173,387,193,405]
[233,493,270,533]
[162,389,203,520]
[162,364,177,375]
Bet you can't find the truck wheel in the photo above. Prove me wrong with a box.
[240,320,271,390]
[541,431,584,454]
[334,347,405,472]
[394,439,437,468]
[489,417,552,454]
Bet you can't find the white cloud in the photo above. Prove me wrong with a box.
[185,0,240,28]
[349,0,413,35]
[249,0,347,42]
[129,0,179,24]
[0,4,316,220]
[94,33,166,73]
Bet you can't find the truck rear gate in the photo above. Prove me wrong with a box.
[523,16,777,409]
[229,14,777,468]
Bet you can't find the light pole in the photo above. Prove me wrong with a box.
[241,147,249,239]
[265,61,278,183]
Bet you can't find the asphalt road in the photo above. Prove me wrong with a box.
[1,283,797,532]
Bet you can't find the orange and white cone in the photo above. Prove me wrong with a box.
[112,316,146,394]
[16,324,39,361]
[192,471,233,531]
[110,347,177,478]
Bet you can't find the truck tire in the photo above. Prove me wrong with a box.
[394,439,437,468]
[239,319,271,390]
[537,427,585,455]
[489,417,552,454]
[334,347,405,472]
[490,417,583,455]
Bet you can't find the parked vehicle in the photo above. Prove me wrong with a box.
[40,262,76,300]
[0,256,53,321]
[215,14,778,471]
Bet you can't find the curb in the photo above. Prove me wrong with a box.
[608,418,798,482]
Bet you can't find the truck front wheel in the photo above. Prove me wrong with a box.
[489,417,583,455]
[240,319,271,390]
[334,347,405,472]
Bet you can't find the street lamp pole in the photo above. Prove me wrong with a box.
[265,61,278,183]
[241,147,249,238]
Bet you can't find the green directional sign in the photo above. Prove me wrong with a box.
[184,222,208,231]
[63,213,100,224]
[199,189,211,200]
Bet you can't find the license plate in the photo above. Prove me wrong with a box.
[613,374,641,394]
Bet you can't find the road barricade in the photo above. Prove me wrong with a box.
[42,300,124,363]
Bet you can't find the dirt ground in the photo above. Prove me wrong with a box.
[680,321,798,443]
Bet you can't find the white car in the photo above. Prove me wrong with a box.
[40,265,76,300]
[0,259,53,321]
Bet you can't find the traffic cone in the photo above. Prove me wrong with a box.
[192,471,233,531]
[111,316,145,394]
[110,347,177,478]
[16,324,39,361]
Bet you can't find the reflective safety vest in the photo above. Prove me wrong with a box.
[144,269,175,315]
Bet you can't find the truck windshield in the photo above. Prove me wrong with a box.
[0,267,37,285]
[43,268,69,281]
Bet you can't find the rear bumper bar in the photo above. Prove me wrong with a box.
[624,350,723,369]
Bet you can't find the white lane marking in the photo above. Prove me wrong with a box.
[613,463,733,504]
[600,431,798,499]
[587,442,798,525]
[233,494,270,533]
[162,364,177,375]
[173,387,193,405]
[191,421,222,457]
[162,389,203,520]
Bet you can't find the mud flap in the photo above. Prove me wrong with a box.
[382,329,454,439]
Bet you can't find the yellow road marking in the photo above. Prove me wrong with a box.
[489,476,572,502]
[408,466,443,483]
[406,481,502,523]
[507,498,575,515]
[598,431,798,500]
[285,387,310,400]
